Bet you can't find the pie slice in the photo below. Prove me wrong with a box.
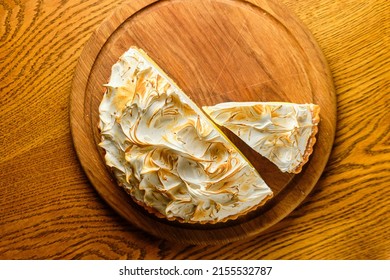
[203,102,320,173]
[98,47,272,224]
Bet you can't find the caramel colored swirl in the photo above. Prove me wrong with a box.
[98,48,272,223]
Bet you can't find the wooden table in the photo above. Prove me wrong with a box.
[1,0,389,259]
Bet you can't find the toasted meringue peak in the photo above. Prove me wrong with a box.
[203,102,320,173]
[98,47,272,223]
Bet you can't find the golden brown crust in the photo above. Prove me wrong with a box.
[291,104,320,174]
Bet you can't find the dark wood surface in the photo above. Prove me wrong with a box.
[1,0,389,259]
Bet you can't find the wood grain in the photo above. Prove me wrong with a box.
[0,0,389,258]
[70,0,336,244]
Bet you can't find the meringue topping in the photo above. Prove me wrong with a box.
[203,102,320,173]
[98,47,272,223]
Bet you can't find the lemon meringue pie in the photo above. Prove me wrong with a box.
[203,102,320,173]
[98,47,273,223]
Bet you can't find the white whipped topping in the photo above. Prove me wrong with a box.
[203,102,320,173]
[98,48,272,223]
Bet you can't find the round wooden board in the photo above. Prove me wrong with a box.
[70,0,336,244]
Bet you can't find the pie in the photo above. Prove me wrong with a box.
[98,47,273,223]
[203,102,320,173]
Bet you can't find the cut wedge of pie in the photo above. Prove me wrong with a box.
[203,102,320,173]
[98,47,273,223]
